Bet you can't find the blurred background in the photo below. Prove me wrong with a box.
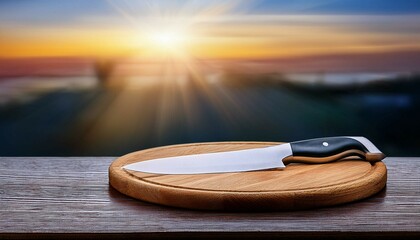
[0,0,419,156]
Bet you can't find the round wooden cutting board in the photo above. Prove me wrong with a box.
[109,142,387,211]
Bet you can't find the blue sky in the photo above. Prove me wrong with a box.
[1,0,420,25]
[255,0,420,14]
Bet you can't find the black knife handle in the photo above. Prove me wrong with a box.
[283,136,385,165]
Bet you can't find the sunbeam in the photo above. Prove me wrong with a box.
[69,0,257,149]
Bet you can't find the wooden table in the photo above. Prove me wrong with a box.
[1,157,419,239]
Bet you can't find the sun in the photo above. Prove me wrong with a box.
[148,28,188,51]
[151,31,184,48]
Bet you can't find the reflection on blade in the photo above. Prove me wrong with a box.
[123,144,292,174]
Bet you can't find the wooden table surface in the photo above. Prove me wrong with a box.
[1,157,419,239]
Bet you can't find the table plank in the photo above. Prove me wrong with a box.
[1,157,419,239]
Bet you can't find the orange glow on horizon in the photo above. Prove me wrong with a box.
[1,14,420,59]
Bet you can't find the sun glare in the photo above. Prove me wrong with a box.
[148,29,188,50]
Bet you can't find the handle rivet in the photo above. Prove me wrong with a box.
[322,142,329,147]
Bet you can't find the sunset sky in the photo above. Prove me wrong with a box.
[1,0,420,60]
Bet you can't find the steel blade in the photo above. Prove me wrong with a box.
[123,143,292,174]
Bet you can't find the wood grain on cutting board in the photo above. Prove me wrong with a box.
[109,142,387,211]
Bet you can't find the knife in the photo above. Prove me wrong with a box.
[123,136,385,174]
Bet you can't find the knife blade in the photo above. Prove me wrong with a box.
[123,136,385,174]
